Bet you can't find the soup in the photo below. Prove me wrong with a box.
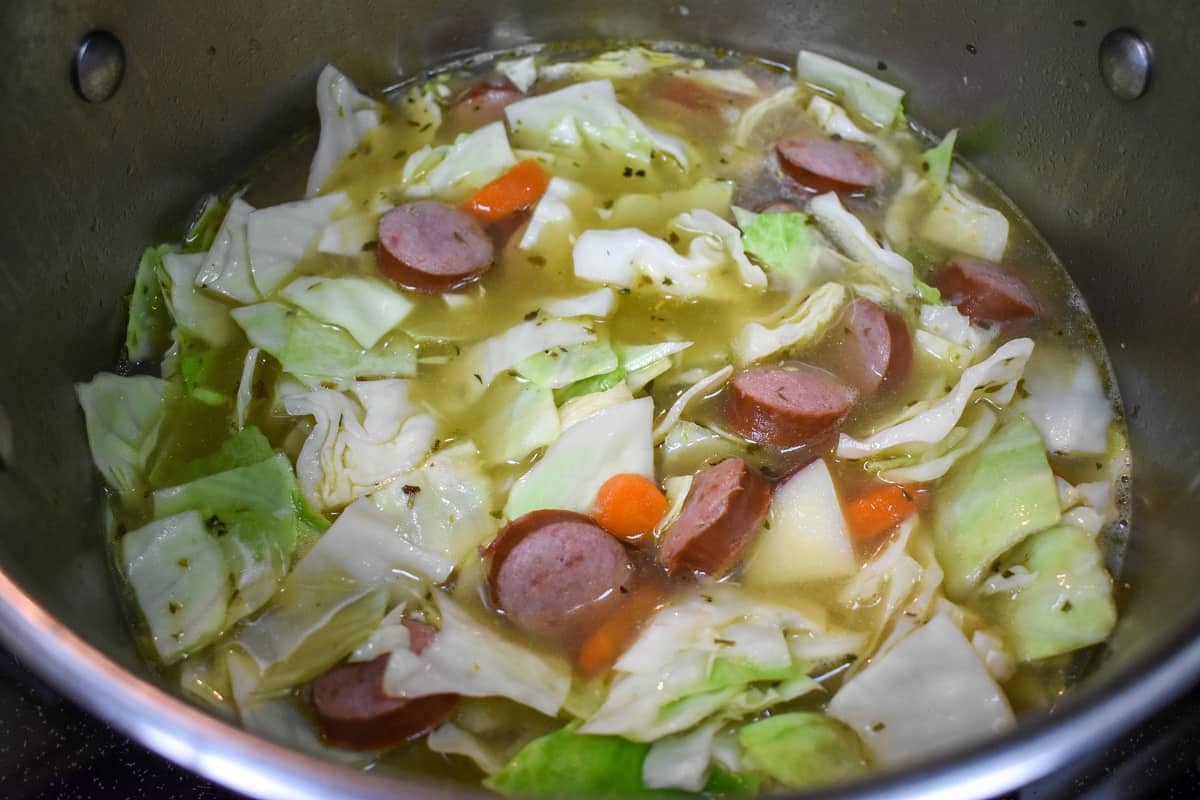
[76,43,1130,794]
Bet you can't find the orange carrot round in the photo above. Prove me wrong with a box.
[844,482,924,540]
[460,159,549,223]
[592,473,669,542]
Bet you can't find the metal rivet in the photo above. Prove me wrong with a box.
[72,30,125,103]
[1099,29,1151,101]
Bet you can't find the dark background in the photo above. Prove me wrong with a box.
[2,646,1198,800]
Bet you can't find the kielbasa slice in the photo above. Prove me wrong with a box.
[930,256,1039,324]
[304,621,456,751]
[486,510,632,639]
[658,458,772,576]
[776,137,883,194]
[829,299,913,395]
[654,75,756,114]
[446,81,526,133]
[377,202,494,294]
[726,364,857,447]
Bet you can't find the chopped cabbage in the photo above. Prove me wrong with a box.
[383,595,572,716]
[278,275,413,349]
[837,519,922,656]
[744,459,857,585]
[234,347,260,430]
[517,176,597,253]
[403,121,517,201]
[195,197,259,303]
[922,129,958,189]
[642,722,722,791]
[474,376,561,464]
[371,440,498,567]
[733,208,818,286]
[605,180,734,231]
[809,192,914,294]
[125,245,174,362]
[1019,346,1114,455]
[733,86,799,147]
[282,380,436,510]
[537,47,699,83]
[653,365,733,442]
[245,192,348,295]
[557,382,636,430]
[733,281,847,365]
[316,207,387,256]
[795,50,905,128]
[980,525,1116,662]
[868,406,999,484]
[306,65,383,197]
[918,184,1009,262]
[516,339,619,389]
[672,68,761,98]
[120,510,229,663]
[828,614,1014,767]
[76,373,176,496]
[738,713,868,789]
[505,79,689,168]
[159,252,239,347]
[231,302,417,390]
[541,288,617,319]
[504,397,653,518]
[497,55,538,92]
[837,337,1034,459]
[914,302,996,368]
[452,318,597,401]
[805,96,874,144]
[488,724,654,797]
[661,421,745,477]
[932,416,1061,600]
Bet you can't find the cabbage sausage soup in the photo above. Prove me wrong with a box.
[77,44,1130,794]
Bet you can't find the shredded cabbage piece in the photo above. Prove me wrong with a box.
[733,281,847,366]
[795,50,905,128]
[306,65,383,197]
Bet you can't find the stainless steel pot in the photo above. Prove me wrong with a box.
[1,1,1198,797]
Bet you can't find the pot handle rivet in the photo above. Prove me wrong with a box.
[72,30,125,103]
[1099,29,1151,101]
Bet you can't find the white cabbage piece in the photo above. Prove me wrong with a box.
[1019,346,1114,455]
[557,382,636,431]
[837,338,1035,459]
[278,275,413,349]
[604,180,735,231]
[306,65,383,197]
[580,585,836,742]
[282,380,437,510]
[505,79,689,168]
[805,95,873,143]
[497,55,538,92]
[76,373,176,496]
[454,318,597,398]
[316,207,389,256]
[837,519,921,654]
[474,377,561,464]
[383,594,572,716]
[574,210,764,297]
[518,176,598,253]
[795,50,905,128]
[616,339,693,395]
[246,192,348,295]
[744,459,857,585]
[537,47,699,83]
[121,510,229,663]
[195,197,259,303]
[541,288,617,319]
[234,347,260,430]
[517,340,619,389]
[828,614,1014,767]
[870,406,999,484]
[643,722,723,792]
[914,302,997,368]
[808,192,914,294]
[918,184,1009,262]
[733,86,799,147]
[672,68,761,97]
[159,252,239,347]
[403,121,517,201]
[733,281,847,366]
[371,440,498,566]
[652,366,733,442]
[505,397,653,519]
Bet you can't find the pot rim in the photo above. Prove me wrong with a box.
[1,563,1198,799]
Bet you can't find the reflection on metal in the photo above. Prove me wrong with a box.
[1099,29,1152,101]
[72,31,125,103]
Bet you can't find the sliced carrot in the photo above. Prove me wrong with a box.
[592,473,669,542]
[844,482,924,540]
[460,159,549,223]
[577,586,665,676]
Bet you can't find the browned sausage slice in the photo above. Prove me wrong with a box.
[726,364,857,447]
[377,202,494,294]
[486,510,632,640]
[654,75,756,114]
[658,458,772,576]
[830,299,913,395]
[446,81,526,133]
[755,199,804,214]
[776,137,883,194]
[930,256,1039,324]
[304,621,456,751]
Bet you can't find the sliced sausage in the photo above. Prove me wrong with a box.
[377,202,494,294]
[654,75,756,114]
[930,256,1039,324]
[829,299,913,395]
[776,137,883,194]
[486,510,633,640]
[755,199,804,214]
[304,621,456,751]
[446,81,525,133]
[726,364,857,447]
[658,458,772,576]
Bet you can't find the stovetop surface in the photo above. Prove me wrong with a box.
[2,646,1198,800]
